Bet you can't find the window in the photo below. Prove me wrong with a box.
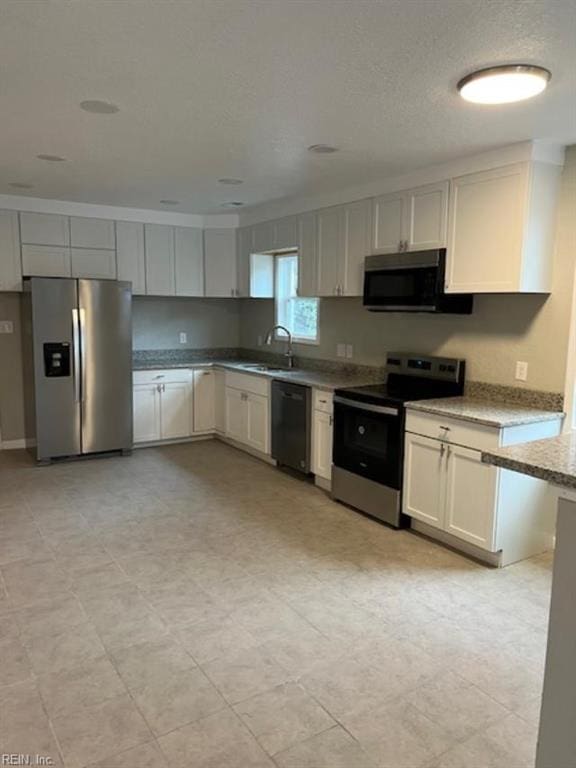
[275,253,319,343]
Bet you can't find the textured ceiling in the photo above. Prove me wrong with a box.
[0,0,575,214]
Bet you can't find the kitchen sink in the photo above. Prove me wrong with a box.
[239,364,288,373]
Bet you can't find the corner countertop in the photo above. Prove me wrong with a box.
[133,359,377,392]
[405,396,564,428]
[482,432,576,490]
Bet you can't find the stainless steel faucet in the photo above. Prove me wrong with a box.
[264,325,295,369]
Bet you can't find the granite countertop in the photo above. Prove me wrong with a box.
[482,432,576,489]
[406,396,564,428]
[133,359,376,392]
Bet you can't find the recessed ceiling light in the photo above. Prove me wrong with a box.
[9,182,34,190]
[160,199,179,206]
[218,178,244,185]
[36,154,67,162]
[80,100,120,114]
[308,144,339,154]
[221,201,244,208]
[458,65,551,104]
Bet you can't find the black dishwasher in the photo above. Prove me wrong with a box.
[271,380,312,474]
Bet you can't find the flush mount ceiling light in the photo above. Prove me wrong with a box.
[221,201,244,208]
[218,178,244,185]
[36,154,67,162]
[308,144,339,154]
[80,99,120,114]
[458,65,551,104]
[160,199,179,206]
[9,182,34,190]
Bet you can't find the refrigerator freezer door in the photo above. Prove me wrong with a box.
[78,279,133,454]
[30,277,81,460]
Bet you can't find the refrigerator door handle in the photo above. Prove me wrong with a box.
[72,308,81,403]
[79,307,87,403]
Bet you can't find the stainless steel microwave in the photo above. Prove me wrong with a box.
[363,248,473,314]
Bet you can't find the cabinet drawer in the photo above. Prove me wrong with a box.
[225,371,270,397]
[405,410,500,452]
[313,389,333,414]
[133,368,192,385]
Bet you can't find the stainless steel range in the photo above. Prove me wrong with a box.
[332,352,465,528]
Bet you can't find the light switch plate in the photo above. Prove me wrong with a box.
[337,343,346,358]
[179,331,187,344]
[515,361,528,381]
[0,321,14,334]
[346,344,353,359]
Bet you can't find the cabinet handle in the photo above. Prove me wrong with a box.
[329,414,333,426]
[439,426,451,433]
[440,443,445,458]
[446,445,452,461]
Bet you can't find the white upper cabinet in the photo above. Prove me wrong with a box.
[237,226,253,298]
[316,206,343,297]
[144,224,175,296]
[116,221,146,294]
[341,198,372,296]
[70,217,115,250]
[21,245,72,278]
[275,216,299,250]
[297,212,318,297]
[204,228,238,297]
[252,221,276,254]
[446,161,560,293]
[0,211,22,291]
[174,227,204,297]
[19,213,70,246]
[71,248,117,279]
[372,192,405,254]
[372,182,448,254]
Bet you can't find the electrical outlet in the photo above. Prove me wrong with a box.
[515,361,528,381]
[346,344,353,359]
[179,331,187,344]
[0,321,14,334]
[337,343,346,358]
[257,335,263,347]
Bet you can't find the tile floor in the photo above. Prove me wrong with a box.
[0,441,552,767]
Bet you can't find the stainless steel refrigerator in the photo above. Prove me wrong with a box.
[22,277,133,462]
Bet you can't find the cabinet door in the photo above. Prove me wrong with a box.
[406,182,448,251]
[372,193,405,253]
[446,163,528,293]
[175,227,204,297]
[253,221,276,253]
[160,380,192,439]
[214,370,226,433]
[297,212,318,298]
[225,387,245,442]
[246,392,270,454]
[193,369,215,433]
[444,444,498,550]
[312,410,333,480]
[0,211,22,291]
[21,245,71,277]
[237,227,253,298]
[145,224,175,296]
[133,384,160,443]
[70,217,115,249]
[403,432,445,529]
[116,221,146,295]
[250,253,274,298]
[204,229,238,297]
[71,248,117,279]
[275,216,298,250]
[19,213,69,246]
[342,199,371,296]
[316,206,343,297]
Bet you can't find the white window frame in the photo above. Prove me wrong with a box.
[274,251,320,345]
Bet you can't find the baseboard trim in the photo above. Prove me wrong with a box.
[1,438,30,450]
[216,435,276,466]
[133,434,214,449]
[411,520,502,567]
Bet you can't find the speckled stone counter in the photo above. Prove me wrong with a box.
[406,396,565,428]
[482,432,576,489]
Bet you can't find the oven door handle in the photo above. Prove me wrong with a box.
[333,396,399,417]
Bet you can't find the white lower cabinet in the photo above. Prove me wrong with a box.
[214,370,226,434]
[161,380,193,440]
[224,372,270,455]
[245,393,269,453]
[312,389,334,482]
[133,370,193,443]
[193,369,216,433]
[133,383,161,443]
[403,411,563,563]
[225,387,245,443]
